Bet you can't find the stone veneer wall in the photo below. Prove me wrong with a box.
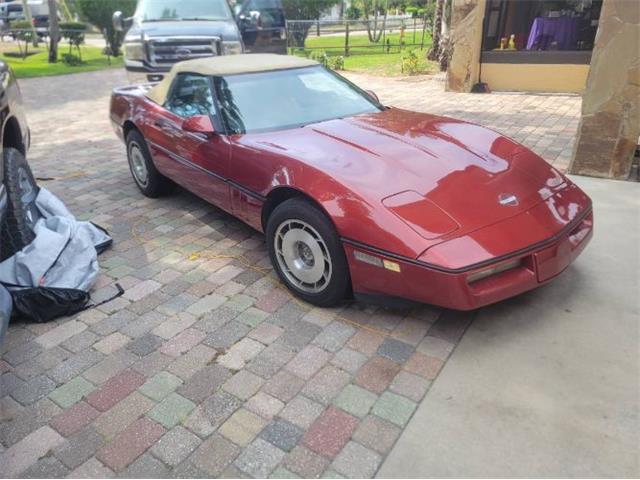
[445,0,485,92]
[569,0,640,178]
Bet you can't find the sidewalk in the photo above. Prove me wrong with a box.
[379,175,640,477]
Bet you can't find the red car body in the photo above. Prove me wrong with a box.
[110,83,593,310]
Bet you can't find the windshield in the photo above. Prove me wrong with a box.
[213,66,382,134]
[135,0,233,22]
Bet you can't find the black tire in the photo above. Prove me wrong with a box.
[266,197,351,307]
[0,148,39,261]
[126,129,172,198]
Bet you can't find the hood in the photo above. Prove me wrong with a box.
[128,20,240,41]
[251,108,568,243]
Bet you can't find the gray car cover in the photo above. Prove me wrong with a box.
[0,284,10,345]
[0,188,112,314]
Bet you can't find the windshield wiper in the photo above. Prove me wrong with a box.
[180,17,220,21]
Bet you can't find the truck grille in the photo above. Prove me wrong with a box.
[148,37,220,67]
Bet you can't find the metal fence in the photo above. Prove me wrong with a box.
[286,17,431,57]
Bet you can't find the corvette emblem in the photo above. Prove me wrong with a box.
[498,193,519,206]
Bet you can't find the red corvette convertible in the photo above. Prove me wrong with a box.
[110,54,593,310]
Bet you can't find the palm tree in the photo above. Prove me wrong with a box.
[363,0,388,43]
[47,0,60,63]
[427,0,443,61]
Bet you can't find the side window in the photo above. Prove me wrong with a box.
[165,74,216,120]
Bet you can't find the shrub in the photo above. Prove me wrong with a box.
[328,55,344,70]
[401,49,420,75]
[345,5,361,19]
[10,20,36,58]
[309,49,329,67]
[61,53,83,65]
[406,6,419,17]
[76,0,136,57]
[59,22,87,60]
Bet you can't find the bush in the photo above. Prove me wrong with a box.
[345,5,361,19]
[282,0,335,47]
[76,0,136,57]
[401,49,420,75]
[10,20,36,58]
[309,49,329,67]
[328,55,344,71]
[60,22,87,60]
[61,53,83,65]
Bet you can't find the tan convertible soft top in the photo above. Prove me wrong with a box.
[145,54,318,105]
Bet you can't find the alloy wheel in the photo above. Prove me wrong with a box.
[274,219,333,293]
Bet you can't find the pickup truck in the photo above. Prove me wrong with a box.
[0,0,50,37]
[114,0,287,83]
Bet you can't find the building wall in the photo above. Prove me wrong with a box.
[569,0,640,179]
[480,63,590,93]
[446,0,591,94]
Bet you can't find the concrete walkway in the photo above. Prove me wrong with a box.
[378,175,639,478]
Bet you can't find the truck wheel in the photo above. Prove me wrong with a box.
[0,148,39,261]
[266,197,351,307]
[126,129,173,198]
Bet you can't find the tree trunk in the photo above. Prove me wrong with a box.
[364,0,387,44]
[427,0,443,61]
[20,0,39,47]
[47,0,59,63]
[438,0,452,71]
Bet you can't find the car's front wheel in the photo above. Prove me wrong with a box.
[266,197,350,307]
[126,129,172,198]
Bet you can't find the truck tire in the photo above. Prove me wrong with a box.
[0,148,39,261]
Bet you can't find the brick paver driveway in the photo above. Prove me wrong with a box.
[0,68,582,478]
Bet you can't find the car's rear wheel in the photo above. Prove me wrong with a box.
[0,148,39,261]
[126,129,172,198]
[266,197,350,307]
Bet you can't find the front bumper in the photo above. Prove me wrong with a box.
[345,208,593,311]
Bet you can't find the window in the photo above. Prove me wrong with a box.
[482,0,602,63]
[135,0,232,22]
[166,74,217,119]
[212,66,381,134]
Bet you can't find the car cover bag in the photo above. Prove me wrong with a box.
[0,187,118,322]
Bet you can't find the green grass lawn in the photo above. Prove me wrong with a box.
[343,51,435,76]
[1,44,123,78]
[305,30,430,54]
[292,30,437,76]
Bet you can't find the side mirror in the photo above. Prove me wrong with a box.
[113,11,124,32]
[183,115,215,136]
[365,90,379,103]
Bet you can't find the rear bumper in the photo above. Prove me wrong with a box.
[345,208,593,311]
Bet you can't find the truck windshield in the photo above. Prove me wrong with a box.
[213,66,383,134]
[136,0,233,22]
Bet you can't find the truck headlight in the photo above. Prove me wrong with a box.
[222,41,243,55]
[124,41,144,61]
